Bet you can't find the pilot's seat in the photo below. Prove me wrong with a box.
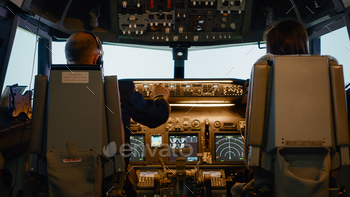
[242,56,350,197]
[28,64,125,196]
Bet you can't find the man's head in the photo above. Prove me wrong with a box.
[65,32,104,64]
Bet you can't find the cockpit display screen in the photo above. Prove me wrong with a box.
[139,171,158,177]
[169,135,198,162]
[151,135,162,147]
[202,171,221,177]
[215,134,244,162]
[130,135,145,162]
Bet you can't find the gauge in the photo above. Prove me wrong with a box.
[214,121,221,128]
[130,135,145,162]
[191,119,200,128]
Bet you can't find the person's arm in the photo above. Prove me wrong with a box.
[119,81,170,128]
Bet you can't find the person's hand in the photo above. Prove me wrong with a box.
[150,83,170,100]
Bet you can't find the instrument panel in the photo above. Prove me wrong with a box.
[134,80,244,97]
[127,79,247,197]
[116,0,246,43]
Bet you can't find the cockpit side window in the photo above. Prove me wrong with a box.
[321,26,350,84]
[1,27,38,94]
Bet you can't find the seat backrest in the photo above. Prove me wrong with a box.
[29,64,125,196]
[246,55,350,160]
[47,64,108,154]
[266,56,335,152]
[245,55,350,196]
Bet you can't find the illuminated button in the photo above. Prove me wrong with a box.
[167,0,171,8]
[155,22,158,26]
[137,2,140,7]
[150,22,153,26]
[165,27,170,33]
[179,26,184,33]
[194,35,199,41]
[166,37,169,41]
[228,10,231,14]
[211,1,214,5]
[193,1,196,5]
[173,35,179,41]
[205,1,208,5]
[122,1,127,8]
[140,29,144,34]
[163,22,166,26]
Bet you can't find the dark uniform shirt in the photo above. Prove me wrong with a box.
[118,80,170,162]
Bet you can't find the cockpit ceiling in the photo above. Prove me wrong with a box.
[5,0,346,45]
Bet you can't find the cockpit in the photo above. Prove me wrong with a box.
[0,0,350,197]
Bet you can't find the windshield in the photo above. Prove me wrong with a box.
[52,42,265,80]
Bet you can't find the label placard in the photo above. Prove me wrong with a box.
[63,158,82,163]
[62,72,89,83]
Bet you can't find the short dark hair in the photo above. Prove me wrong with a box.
[264,20,309,55]
[65,32,98,64]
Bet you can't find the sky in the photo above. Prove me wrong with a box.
[2,26,350,94]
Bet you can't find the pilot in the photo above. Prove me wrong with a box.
[255,19,310,65]
[65,32,170,196]
[232,20,313,196]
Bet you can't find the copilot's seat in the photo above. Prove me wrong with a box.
[244,55,350,197]
[28,64,125,196]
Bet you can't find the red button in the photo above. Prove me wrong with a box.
[150,0,154,8]
[167,0,171,8]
